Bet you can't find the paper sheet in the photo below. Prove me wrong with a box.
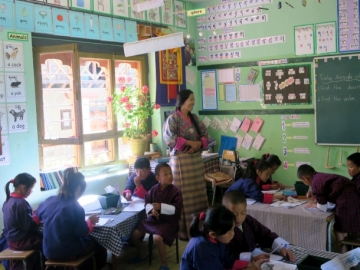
[262,189,280,194]
[261,261,297,270]
[235,134,244,149]
[95,218,113,226]
[242,133,254,150]
[246,198,256,205]
[271,197,306,208]
[218,68,234,83]
[210,117,221,131]
[122,199,145,212]
[220,118,231,132]
[238,84,262,102]
[202,116,211,128]
[240,117,252,133]
[219,84,225,101]
[186,66,196,86]
[253,134,265,151]
[230,117,242,133]
[321,256,345,270]
[225,84,237,102]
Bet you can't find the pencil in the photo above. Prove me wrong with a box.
[285,2,294,8]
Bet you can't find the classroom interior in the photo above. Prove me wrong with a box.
[0,0,359,268]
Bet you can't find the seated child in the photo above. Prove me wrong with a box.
[181,205,267,270]
[297,164,360,253]
[123,157,158,201]
[223,190,295,262]
[347,152,360,188]
[129,163,183,270]
[2,173,42,270]
[259,153,285,189]
[37,168,107,270]
[227,159,286,203]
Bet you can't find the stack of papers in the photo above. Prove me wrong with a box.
[262,189,280,194]
[271,197,306,209]
[321,247,360,269]
[84,217,113,227]
[120,196,145,212]
[261,261,297,270]
[246,198,257,205]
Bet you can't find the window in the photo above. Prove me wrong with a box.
[34,44,146,171]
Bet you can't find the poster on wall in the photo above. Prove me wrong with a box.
[0,105,8,133]
[316,22,337,54]
[174,1,186,28]
[34,5,53,34]
[70,0,92,11]
[130,0,146,21]
[52,8,70,36]
[99,16,114,41]
[7,103,28,133]
[112,0,129,18]
[125,20,138,42]
[338,0,360,52]
[113,18,126,43]
[294,25,314,56]
[5,73,26,103]
[0,74,4,103]
[69,11,86,38]
[0,0,15,29]
[15,1,35,32]
[0,136,10,166]
[201,70,218,110]
[93,0,111,15]
[161,0,173,26]
[4,42,24,72]
[147,7,161,24]
[263,66,310,104]
[46,0,69,7]
[84,14,100,40]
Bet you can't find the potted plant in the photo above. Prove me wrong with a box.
[109,85,160,156]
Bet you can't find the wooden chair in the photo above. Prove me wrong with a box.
[342,233,360,250]
[0,248,43,270]
[44,252,95,270]
[148,234,179,265]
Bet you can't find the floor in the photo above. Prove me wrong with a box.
[109,234,187,270]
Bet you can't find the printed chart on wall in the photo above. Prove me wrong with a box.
[263,66,310,104]
[281,114,311,170]
[4,42,24,72]
[315,22,337,54]
[201,70,218,110]
[7,103,28,133]
[338,0,360,52]
[294,25,314,56]
[0,136,10,166]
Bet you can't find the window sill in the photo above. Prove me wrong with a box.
[79,163,129,182]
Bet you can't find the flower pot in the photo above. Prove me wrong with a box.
[129,138,148,156]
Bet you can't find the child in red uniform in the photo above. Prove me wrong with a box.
[223,190,295,263]
[129,163,183,270]
[297,164,360,253]
[227,160,286,203]
[2,173,42,270]
[347,152,360,188]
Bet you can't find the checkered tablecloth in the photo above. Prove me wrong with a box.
[282,244,337,265]
[82,199,146,257]
[129,154,220,175]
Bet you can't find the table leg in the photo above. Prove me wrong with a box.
[112,253,117,270]
[327,219,335,251]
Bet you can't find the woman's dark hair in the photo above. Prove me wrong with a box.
[175,89,202,137]
[58,168,86,199]
[243,159,272,179]
[261,153,281,167]
[297,164,316,178]
[134,157,150,169]
[189,205,235,238]
[5,173,36,201]
[155,162,171,176]
[347,153,360,167]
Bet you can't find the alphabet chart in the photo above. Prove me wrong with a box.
[7,103,28,133]
[338,0,360,52]
[316,22,337,54]
[294,25,315,56]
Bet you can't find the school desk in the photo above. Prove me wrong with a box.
[246,202,335,251]
[79,195,146,270]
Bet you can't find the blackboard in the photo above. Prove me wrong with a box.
[315,55,360,145]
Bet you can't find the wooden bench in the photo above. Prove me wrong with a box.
[45,252,95,270]
[0,248,42,270]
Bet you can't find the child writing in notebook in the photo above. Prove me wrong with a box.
[259,153,285,190]
[129,163,183,270]
[223,190,295,263]
[37,168,107,270]
[347,152,360,188]
[227,160,286,204]
[181,205,267,270]
[2,173,43,270]
[297,164,360,253]
[123,157,158,201]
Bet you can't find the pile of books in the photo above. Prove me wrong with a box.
[39,170,64,191]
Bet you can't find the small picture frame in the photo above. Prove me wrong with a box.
[60,109,72,130]
[247,68,259,84]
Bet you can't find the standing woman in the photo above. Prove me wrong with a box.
[163,89,212,240]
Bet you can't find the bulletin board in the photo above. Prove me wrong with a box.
[262,66,311,104]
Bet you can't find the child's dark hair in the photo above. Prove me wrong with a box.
[297,164,316,178]
[5,173,36,201]
[261,153,281,167]
[155,162,171,176]
[134,157,150,169]
[243,159,272,179]
[222,190,246,206]
[189,205,235,238]
[175,89,202,136]
[58,168,86,199]
[347,153,360,167]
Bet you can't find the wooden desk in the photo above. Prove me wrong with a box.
[246,202,334,251]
